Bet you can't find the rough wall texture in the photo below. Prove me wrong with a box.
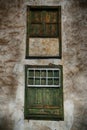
[0,0,87,130]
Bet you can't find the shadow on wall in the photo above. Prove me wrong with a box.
[0,116,14,130]
[77,0,87,8]
[71,104,87,130]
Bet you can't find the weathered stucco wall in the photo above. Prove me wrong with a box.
[0,0,87,130]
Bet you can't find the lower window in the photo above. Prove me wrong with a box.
[24,65,64,120]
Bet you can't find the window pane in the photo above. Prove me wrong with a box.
[54,70,59,77]
[41,78,46,85]
[29,70,34,77]
[28,78,34,85]
[41,70,46,77]
[48,78,53,85]
[48,70,53,77]
[30,24,44,36]
[35,78,40,85]
[54,78,59,85]
[31,11,42,23]
[35,70,40,77]
[46,24,57,36]
[45,11,57,23]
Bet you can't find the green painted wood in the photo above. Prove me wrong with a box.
[26,6,62,59]
[24,65,64,120]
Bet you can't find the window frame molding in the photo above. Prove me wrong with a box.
[24,65,64,121]
[26,6,62,59]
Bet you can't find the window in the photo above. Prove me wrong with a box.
[26,6,61,58]
[29,8,58,37]
[24,65,64,120]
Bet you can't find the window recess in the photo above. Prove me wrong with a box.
[26,6,61,59]
[24,65,64,120]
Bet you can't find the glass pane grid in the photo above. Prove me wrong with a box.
[27,68,60,87]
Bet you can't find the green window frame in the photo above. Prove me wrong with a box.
[26,6,62,59]
[24,65,64,120]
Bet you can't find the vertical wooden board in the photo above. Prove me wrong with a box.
[42,88,60,107]
[27,88,36,107]
[36,88,43,105]
[27,88,43,108]
[43,88,50,106]
[53,88,60,106]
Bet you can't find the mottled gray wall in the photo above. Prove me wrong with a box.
[0,0,87,130]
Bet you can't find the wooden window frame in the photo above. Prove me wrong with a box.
[26,6,62,59]
[24,65,64,121]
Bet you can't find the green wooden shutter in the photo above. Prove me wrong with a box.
[24,65,64,120]
[28,7,59,37]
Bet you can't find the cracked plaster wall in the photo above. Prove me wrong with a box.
[0,0,87,130]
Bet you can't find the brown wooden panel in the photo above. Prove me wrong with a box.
[45,24,57,36]
[30,24,44,36]
[44,11,57,23]
[31,11,42,23]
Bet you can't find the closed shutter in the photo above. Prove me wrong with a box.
[24,65,64,120]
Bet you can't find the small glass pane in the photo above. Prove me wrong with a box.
[28,78,34,85]
[48,78,53,85]
[48,70,53,77]
[35,78,40,85]
[54,78,59,85]
[41,70,46,77]
[35,70,40,77]
[41,78,46,85]
[54,70,59,77]
[29,70,34,77]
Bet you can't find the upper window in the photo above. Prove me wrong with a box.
[29,7,59,37]
[26,6,61,59]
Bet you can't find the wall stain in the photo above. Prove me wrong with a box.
[0,116,14,130]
